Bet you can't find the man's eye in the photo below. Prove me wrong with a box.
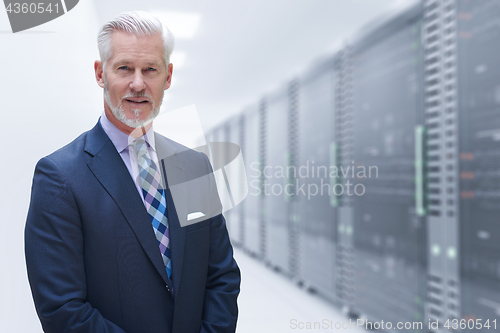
[118,66,129,70]
[147,67,156,71]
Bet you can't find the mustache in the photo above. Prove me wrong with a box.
[121,92,153,103]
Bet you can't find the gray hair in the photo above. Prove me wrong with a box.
[97,11,175,70]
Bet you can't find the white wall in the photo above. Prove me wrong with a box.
[0,1,100,331]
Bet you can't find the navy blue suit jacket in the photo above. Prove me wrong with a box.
[25,121,241,333]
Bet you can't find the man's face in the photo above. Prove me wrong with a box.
[95,31,173,131]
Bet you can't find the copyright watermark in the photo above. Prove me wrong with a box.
[289,318,497,330]
[3,0,79,33]
[290,319,423,330]
[249,161,378,199]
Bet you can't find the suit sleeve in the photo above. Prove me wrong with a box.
[25,157,127,333]
[200,154,241,333]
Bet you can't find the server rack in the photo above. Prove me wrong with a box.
[422,0,461,329]
[262,83,297,275]
[289,79,300,278]
[205,124,232,231]
[456,0,500,331]
[296,55,338,302]
[242,103,266,258]
[349,2,427,328]
[335,45,357,313]
[225,115,245,246]
[219,122,237,245]
[203,126,219,168]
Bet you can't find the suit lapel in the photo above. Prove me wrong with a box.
[155,134,187,296]
[84,122,170,286]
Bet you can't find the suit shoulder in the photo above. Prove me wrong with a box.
[39,131,90,168]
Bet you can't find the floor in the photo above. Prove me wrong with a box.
[233,247,366,333]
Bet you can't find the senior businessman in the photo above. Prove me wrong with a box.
[25,11,240,333]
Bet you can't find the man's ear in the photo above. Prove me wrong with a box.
[164,63,173,90]
[95,60,105,88]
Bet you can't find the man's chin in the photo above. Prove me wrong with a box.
[119,109,159,128]
[120,109,144,123]
[120,117,150,128]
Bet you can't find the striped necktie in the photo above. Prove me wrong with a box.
[132,138,172,279]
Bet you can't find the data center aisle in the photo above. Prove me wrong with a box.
[233,248,365,333]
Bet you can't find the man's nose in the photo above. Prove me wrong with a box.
[129,70,146,91]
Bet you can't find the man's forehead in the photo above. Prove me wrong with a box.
[108,31,165,66]
[113,58,163,66]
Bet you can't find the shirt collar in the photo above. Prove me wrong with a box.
[100,110,156,153]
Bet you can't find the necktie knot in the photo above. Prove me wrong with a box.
[131,138,148,158]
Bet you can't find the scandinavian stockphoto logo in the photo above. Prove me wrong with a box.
[3,0,79,32]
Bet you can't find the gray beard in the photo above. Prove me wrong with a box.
[103,78,163,128]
